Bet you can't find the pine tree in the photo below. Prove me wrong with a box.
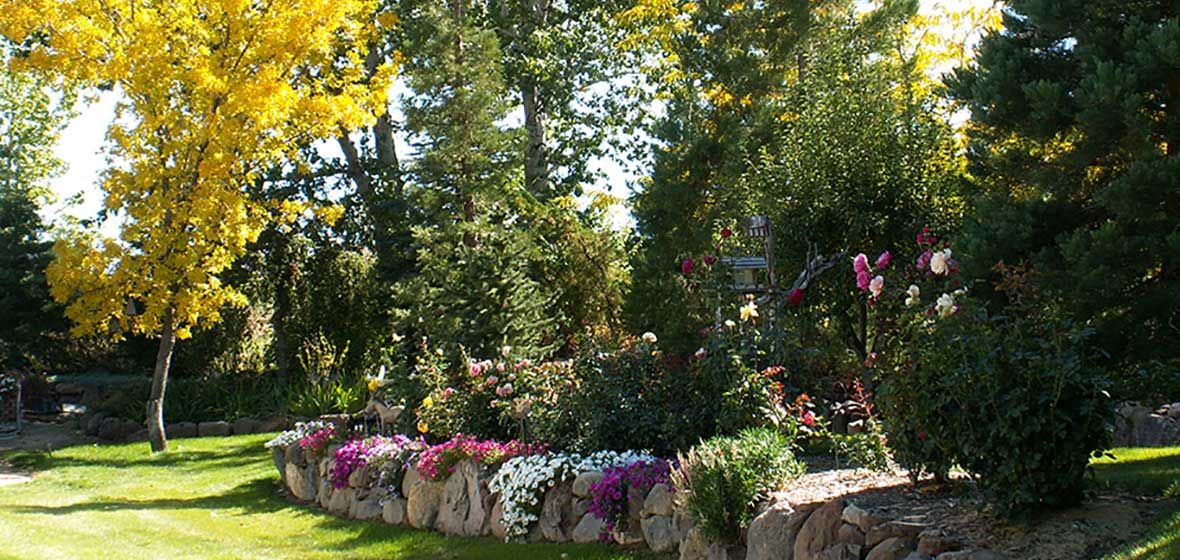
[948,1,1180,385]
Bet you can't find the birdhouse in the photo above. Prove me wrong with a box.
[722,256,769,293]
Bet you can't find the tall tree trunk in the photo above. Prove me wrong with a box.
[147,309,176,453]
[521,75,549,196]
[272,232,294,389]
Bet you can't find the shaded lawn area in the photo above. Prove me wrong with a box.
[0,434,650,560]
[1093,447,1180,560]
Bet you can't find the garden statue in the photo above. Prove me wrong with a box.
[358,366,404,434]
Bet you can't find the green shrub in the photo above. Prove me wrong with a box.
[672,427,805,543]
[879,309,1115,517]
[99,372,286,423]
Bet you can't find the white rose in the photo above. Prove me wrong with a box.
[930,248,952,275]
[936,293,956,318]
[641,332,658,344]
[905,284,921,307]
[869,275,884,298]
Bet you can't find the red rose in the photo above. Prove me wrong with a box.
[788,288,805,305]
[721,228,732,239]
[681,258,694,276]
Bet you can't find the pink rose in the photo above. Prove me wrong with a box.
[869,275,884,298]
[856,270,871,291]
[469,362,483,377]
[875,251,892,269]
[681,258,694,276]
[853,253,870,274]
[802,411,816,427]
[917,250,933,270]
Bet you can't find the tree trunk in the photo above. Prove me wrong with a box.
[147,309,177,453]
[521,75,549,197]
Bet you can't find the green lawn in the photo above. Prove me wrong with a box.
[1093,447,1180,560]
[0,434,649,560]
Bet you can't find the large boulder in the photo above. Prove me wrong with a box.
[259,416,290,432]
[747,500,815,560]
[706,543,746,560]
[489,498,508,540]
[404,466,445,530]
[794,500,846,560]
[168,421,198,439]
[232,417,262,435]
[383,498,408,525]
[328,487,355,516]
[84,413,106,436]
[641,515,677,553]
[572,471,604,498]
[98,417,139,441]
[866,521,924,550]
[435,460,495,537]
[572,514,607,544]
[285,441,306,466]
[842,504,885,533]
[643,483,676,518]
[286,463,317,501]
[918,530,962,557]
[680,526,710,560]
[350,492,383,521]
[197,421,231,437]
[867,537,915,560]
[540,479,579,542]
[272,447,287,479]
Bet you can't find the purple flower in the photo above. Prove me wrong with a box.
[875,251,892,269]
[853,253,870,274]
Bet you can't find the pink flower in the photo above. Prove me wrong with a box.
[802,411,816,427]
[704,254,716,266]
[486,376,499,386]
[856,270,871,291]
[469,362,483,377]
[875,251,892,269]
[444,387,455,397]
[788,288,805,305]
[869,275,884,298]
[681,258,694,276]
[853,253,870,274]
[496,383,514,397]
[917,250,933,270]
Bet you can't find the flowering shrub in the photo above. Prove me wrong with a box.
[265,420,332,449]
[366,434,427,501]
[0,371,19,394]
[414,434,545,482]
[330,436,392,489]
[489,450,655,540]
[298,425,338,459]
[587,459,673,535]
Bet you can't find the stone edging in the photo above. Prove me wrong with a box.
[271,442,1006,560]
[82,413,290,442]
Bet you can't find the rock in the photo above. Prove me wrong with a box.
[641,515,677,553]
[572,471,604,498]
[272,446,287,478]
[84,413,105,436]
[613,517,645,546]
[540,479,578,542]
[935,551,1008,560]
[404,466,445,530]
[902,553,931,560]
[259,415,289,432]
[383,498,408,525]
[794,499,846,560]
[169,421,198,439]
[348,464,371,489]
[350,492,383,520]
[843,504,886,533]
[573,497,591,519]
[232,417,262,435]
[837,523,865,546]
[867,537,915,560]
[98,417,139,441]
[1169,403,1180,419]
[286,463,317,501]
[748,500,814,560]
[643,483,676,518]
[918,530,961,557]
[126,429,149,442]
[328,487,355,516]
[436,460,495,537]
[318,470,333,509]
[489,499,507,540]
[866,521,925,550]
[572,513,607,544]
[54,383,85,396]
[674,507,697,543]
[707,544,746,560]
[680,526,710,560]
[818,544,862,560]
[284,442,305,468]
[197,420,231,437]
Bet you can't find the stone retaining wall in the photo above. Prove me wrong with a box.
[272,443,1006,560]
[82,413,290,442]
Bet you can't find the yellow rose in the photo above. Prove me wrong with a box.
[417,420,429,434]
[423,396,434,409]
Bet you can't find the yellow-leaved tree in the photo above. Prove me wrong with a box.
[0,0,396,451]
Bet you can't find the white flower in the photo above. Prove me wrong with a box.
[935,293,956,318]
[641,332,658,344]
[724,319,736,329]
[930,249,952,275]
[905,284,921,307]
[740,301,759,322]
[501,345,513,357]
[869,275,884,298]
[694,348,708,359]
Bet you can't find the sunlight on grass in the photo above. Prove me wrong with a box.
[1093,447,1180,560]
[0,434,649,560]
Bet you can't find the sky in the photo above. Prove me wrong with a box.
[43,0,996,238]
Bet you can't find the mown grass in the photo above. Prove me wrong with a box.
[1093,447,1180,560]
[0,434,650,560]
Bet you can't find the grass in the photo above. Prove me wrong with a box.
[0,434,650,560]
[1092,447,1180,560]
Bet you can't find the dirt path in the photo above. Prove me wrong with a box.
[0,418,95,485]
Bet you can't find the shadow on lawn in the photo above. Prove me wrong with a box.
[4,478,287,516]
[0,440,267,473]
[1091,452,1180,496]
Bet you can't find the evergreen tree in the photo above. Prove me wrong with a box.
[948,1,1180,389]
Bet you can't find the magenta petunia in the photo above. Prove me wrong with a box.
[853,253,870,274]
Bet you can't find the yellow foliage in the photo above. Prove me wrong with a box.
[3,0,394,340]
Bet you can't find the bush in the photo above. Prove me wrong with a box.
[672,427,805,543]
[879,308,1115,517]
